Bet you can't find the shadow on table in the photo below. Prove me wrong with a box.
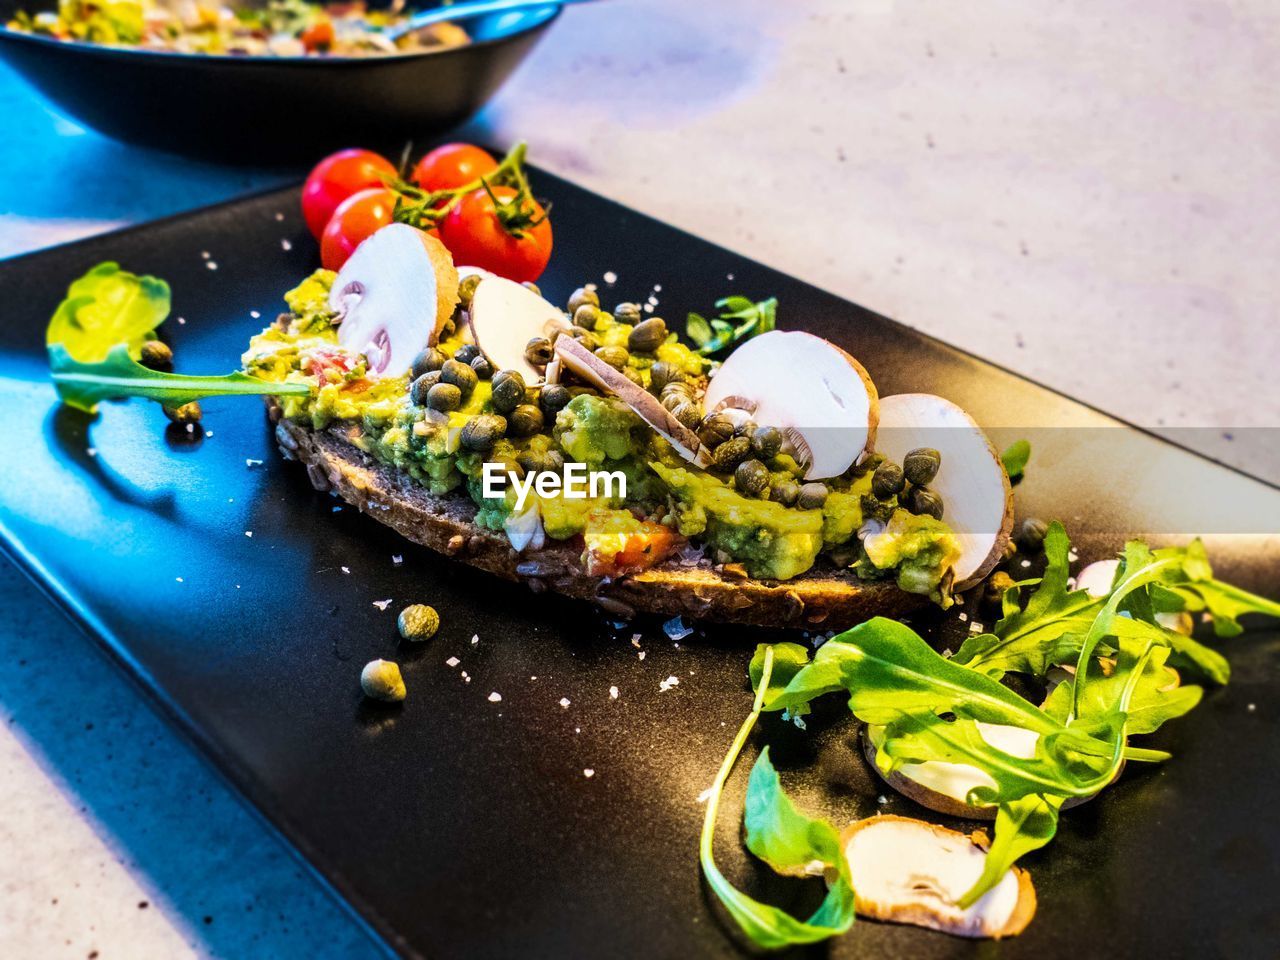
[0,558,385,958]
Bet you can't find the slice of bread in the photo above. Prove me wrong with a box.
[269,404,925,627]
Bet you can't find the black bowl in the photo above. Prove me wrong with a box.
[0,1,559,163]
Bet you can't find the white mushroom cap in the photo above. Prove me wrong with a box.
[329,223,459,378]
[1076,558,1189,632]
[874,393,1013,588]
[842,815,1036,938]
[703,330,879,480]
[467,275,568,381]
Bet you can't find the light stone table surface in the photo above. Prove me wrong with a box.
[2,1,1277,956]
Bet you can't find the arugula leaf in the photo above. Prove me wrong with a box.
[1148,540,1280,637]
[1044,642,1202,736]
[1000,439,1031,480]
[763,617,1066,735]
[959,795,1061,909]
[686,295,778,356]
[743,750,853,907]
[700,647,856,948]
[46,262,170,362]
[955,522,1102,678]
[50,343,309,415]
[748,642,811,715]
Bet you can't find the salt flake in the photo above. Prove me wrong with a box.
[609,685,619,700]
[559,697,571,708]
[488,691,502,703]
[659,675,680,692]
[446,656,460,668]
[373,599,392,611]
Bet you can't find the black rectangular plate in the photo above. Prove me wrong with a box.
[2,176,1278,960]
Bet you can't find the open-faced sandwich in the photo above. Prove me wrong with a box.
[240,223,1015,626]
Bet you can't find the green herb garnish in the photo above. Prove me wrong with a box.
[704,523,1278,947]
[686,295,777,356]
[50,343,309,414]
[699,646,856,948]
[46,262,310,414]
[1000,439,1031,480]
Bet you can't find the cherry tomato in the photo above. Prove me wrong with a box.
[301,148,396,240]
[438,186,553,283]
[412,143,499,192]
[319,188,397,271]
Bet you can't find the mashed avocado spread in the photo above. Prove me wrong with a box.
[242,269,960,592]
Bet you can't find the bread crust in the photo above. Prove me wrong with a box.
[269,407,926,627]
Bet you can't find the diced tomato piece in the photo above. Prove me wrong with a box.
[583,517,681,577]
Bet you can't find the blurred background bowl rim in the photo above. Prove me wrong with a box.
[0,2,561,66]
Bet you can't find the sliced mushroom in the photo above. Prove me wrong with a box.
[554,336,710,466]
[467,275,569,381]
[702,330,878,480]
[874,393,1013,588]
[841,815,1036,938]
[329,223,459,378]
[863,723,1039,820]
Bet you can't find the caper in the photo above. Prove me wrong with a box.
[409,371,442,406]
[426,382,462,412]
[983,571,1017,610]
[906,485,944,520]
[903,447,942,486]
[163,401,202,424]
[613,301,642,325]
[627,317,668,353]
[567,286,599,314]
[516,450,546,475]
[524,337,554,367]
[453,343,481,365]
[491,370,527,414]
[735,419,758,439]
[507,404,545,438]
[521,280,542,298]
[543,449,566,472]
[459,414,507,451]
[771,479,800,507]
[672,401,705,431]
[697,413,735,448]
[457,273,482,310]
[572,303,599,330]
[411,347,447,379]
[139,339,172,370]
[470,355,493,380]
[595,345,630,370]
[539,383,571,414]
[440,359,478,397]
[1017,517,1049,550]
[360,659,406,702]
[796,482,829,510]
[871,460,906,499]
[750,425,783,460]
[623,367,645,386]
[569,328,599,351]
[649,361,680,393]
[711,436,752,472]
[734,459,770,498]
[397,604,440,643]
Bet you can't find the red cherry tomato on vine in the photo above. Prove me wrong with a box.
[301,148,396,240]
[438,186,553,283]
[413,143,499,192]
[320,188,398,271]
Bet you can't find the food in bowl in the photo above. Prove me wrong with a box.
[6,0,468,56]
